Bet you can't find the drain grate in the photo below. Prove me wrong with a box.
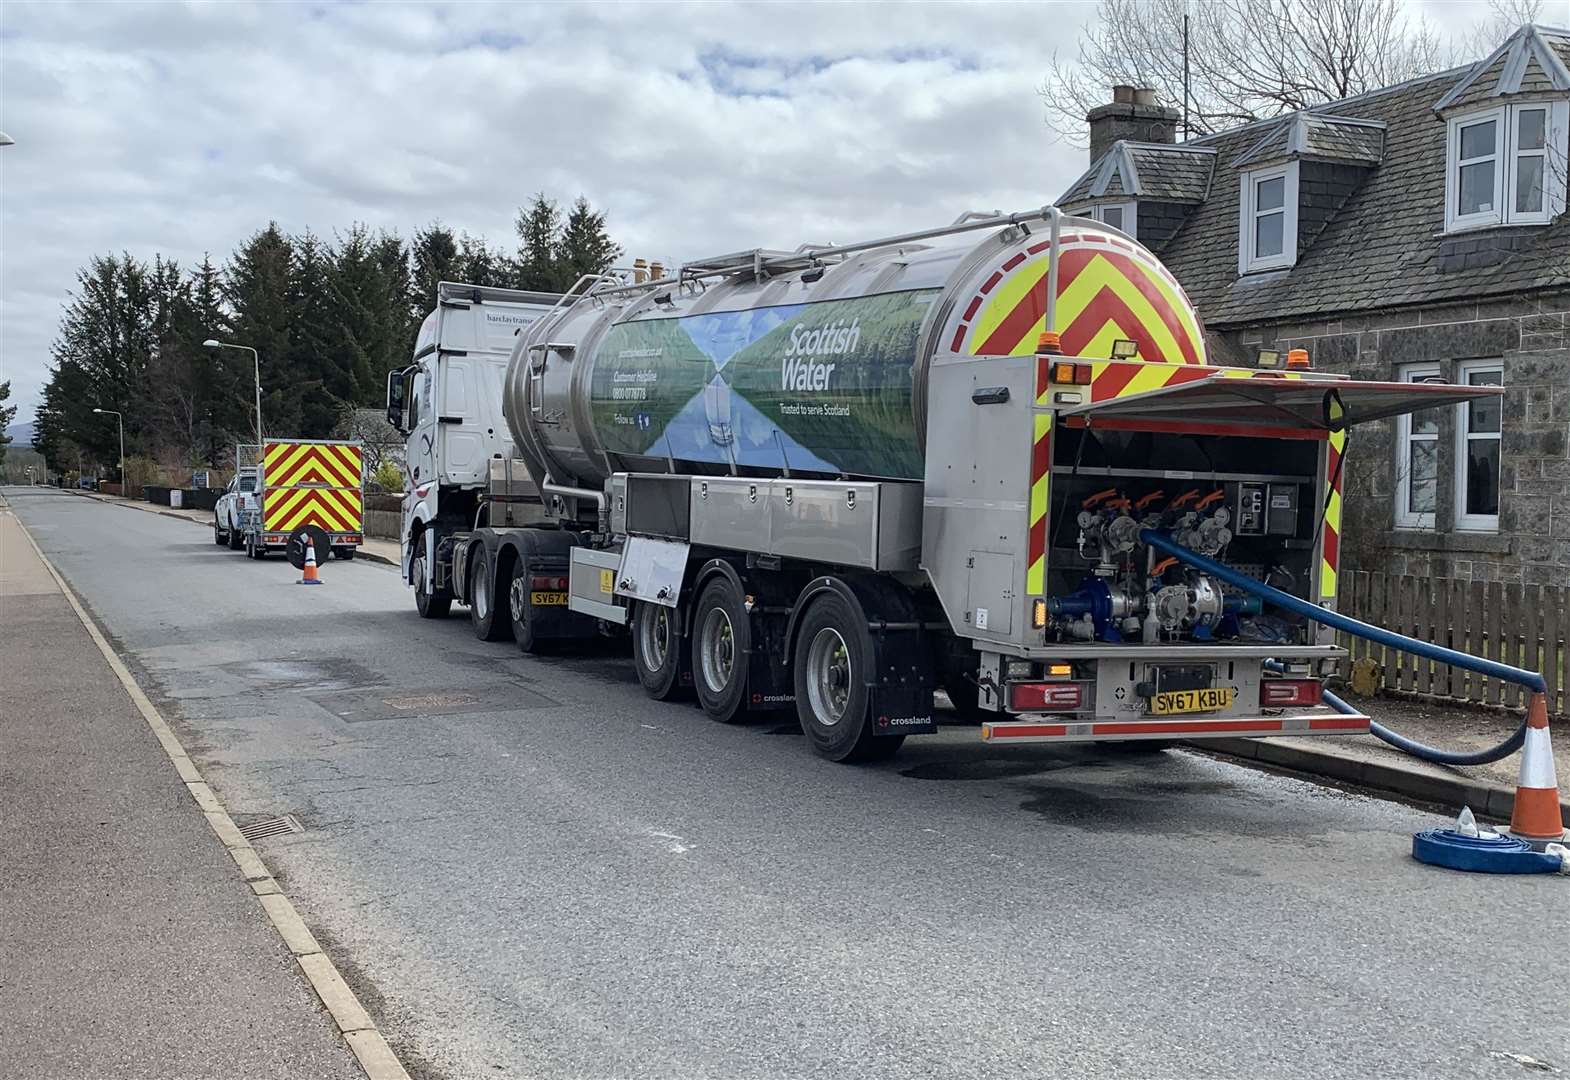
[239,814,304,842]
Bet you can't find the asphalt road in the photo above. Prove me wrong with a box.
[9,486,1567,1080]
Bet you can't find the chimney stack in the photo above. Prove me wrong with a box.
[1086,86,1179,163]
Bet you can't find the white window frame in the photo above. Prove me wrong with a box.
[1453,358,1503,533]
[1394,362,1441,530]
[1237,163,1299,274]
[1088,201,1137,238]
[1445,101,1569,232]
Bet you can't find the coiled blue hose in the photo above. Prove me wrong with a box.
[1144,530,1533,767]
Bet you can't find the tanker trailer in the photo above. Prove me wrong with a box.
[399,206,1501,763]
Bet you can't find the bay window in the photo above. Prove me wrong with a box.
[1445,101,1568,231]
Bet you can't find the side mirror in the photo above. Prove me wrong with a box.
[386,367,409,433]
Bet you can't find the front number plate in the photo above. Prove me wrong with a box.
[531,591,568,606]
[1151,688,1233,715]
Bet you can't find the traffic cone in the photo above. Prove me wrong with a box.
[1508,693,1565,844]
[298,541,323,586]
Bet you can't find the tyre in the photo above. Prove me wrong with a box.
[941,674,982,720]
[507,558,545,655]
[632,601,684,699]
[213,517,226,546]
[333,546,356,561]
[227,520,243,550]
[690,576,749,723]
[469,550,511,642]
[793,591,903,763]
[412,544,451,619]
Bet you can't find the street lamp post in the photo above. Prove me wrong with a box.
[92,408,124,493]
[203,339,263,448]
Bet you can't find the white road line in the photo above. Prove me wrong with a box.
[12,510,412,1080]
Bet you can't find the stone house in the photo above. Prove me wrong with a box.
[1059,24,1570,587]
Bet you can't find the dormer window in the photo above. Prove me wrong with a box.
[1444,101,1568,231]
[1237,163,1298,273]
[1088,201,1137,237]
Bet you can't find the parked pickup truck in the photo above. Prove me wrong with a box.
[213,467,259,550]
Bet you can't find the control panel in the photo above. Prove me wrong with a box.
[1235,481,1299,536]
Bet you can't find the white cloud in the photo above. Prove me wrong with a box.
[3,0,1500,426]
[0,0,1105,424]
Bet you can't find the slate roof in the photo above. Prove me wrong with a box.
[1231,113,1386,167]
[1060,142,1215,204]
[1059,25,1570,328]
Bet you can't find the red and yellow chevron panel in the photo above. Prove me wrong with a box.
[263,440,363,491]
[1320,396,1347,600]
[1026,413,1052,596]
[263,485,364,534]
[946,228,1207,365]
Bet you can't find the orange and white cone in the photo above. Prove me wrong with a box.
[1509,693,1565,844]
[298,541,322,586]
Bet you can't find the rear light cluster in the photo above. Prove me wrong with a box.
[1049,360,1094,385]
[531,575,569,591]
[1009,681,1085,712]
[1261,679,1322,707]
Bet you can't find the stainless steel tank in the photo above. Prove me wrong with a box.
[503,210,1208,491]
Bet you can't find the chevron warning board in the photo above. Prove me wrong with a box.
[946,229,1207,365]
[263,440,363,490]
[261,441,364,535]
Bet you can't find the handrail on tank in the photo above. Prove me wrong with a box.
[571,205,1072,304]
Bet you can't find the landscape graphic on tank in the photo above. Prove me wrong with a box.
[590,288,942,479]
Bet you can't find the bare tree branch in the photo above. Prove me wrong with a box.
[1041,0,1459,144]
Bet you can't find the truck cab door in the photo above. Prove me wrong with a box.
[406,365,436,489]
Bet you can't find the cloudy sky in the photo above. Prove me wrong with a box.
[0,0,1500,428]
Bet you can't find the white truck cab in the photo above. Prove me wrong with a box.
[386,282,562,603]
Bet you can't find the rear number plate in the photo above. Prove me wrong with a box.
[1151,688,1233,715]
[531,591,568,606]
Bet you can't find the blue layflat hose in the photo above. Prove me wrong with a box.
[1143,530,1533,766]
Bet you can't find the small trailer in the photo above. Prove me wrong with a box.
[238,438,366,561]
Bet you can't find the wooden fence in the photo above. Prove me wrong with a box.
[1338,572,1568,718]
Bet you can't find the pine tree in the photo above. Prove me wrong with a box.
[0,380,15,465]
[556,196,623,285]
[373,230,415,372]
[514,193,564,292]
[224,224,295,441]
[411,222,460,315]
[456,232,510,288]
[288,231,339,436]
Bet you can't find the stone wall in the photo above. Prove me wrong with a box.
[1207,289,1570,585]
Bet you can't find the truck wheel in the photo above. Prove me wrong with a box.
[793,592,903,763]
[412,548,451,619]
[632,601,684,700]
[507,560,545,655]
[469,553,511,642]
[691,576,748,723]
[227,522,243,550]
[213,517,226,545]
[333,546,356,561]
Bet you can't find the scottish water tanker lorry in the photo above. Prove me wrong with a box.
[388,208,1501,762]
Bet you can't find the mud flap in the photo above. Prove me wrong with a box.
[869,686,937,736]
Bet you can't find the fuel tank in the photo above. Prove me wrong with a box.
[503,213,1207,490]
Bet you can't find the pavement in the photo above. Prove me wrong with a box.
[71,488,1569,828]
[0,494,363,1080]
[7,483,1568,1080]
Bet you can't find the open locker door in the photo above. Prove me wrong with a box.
[1056,370,1503,433]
